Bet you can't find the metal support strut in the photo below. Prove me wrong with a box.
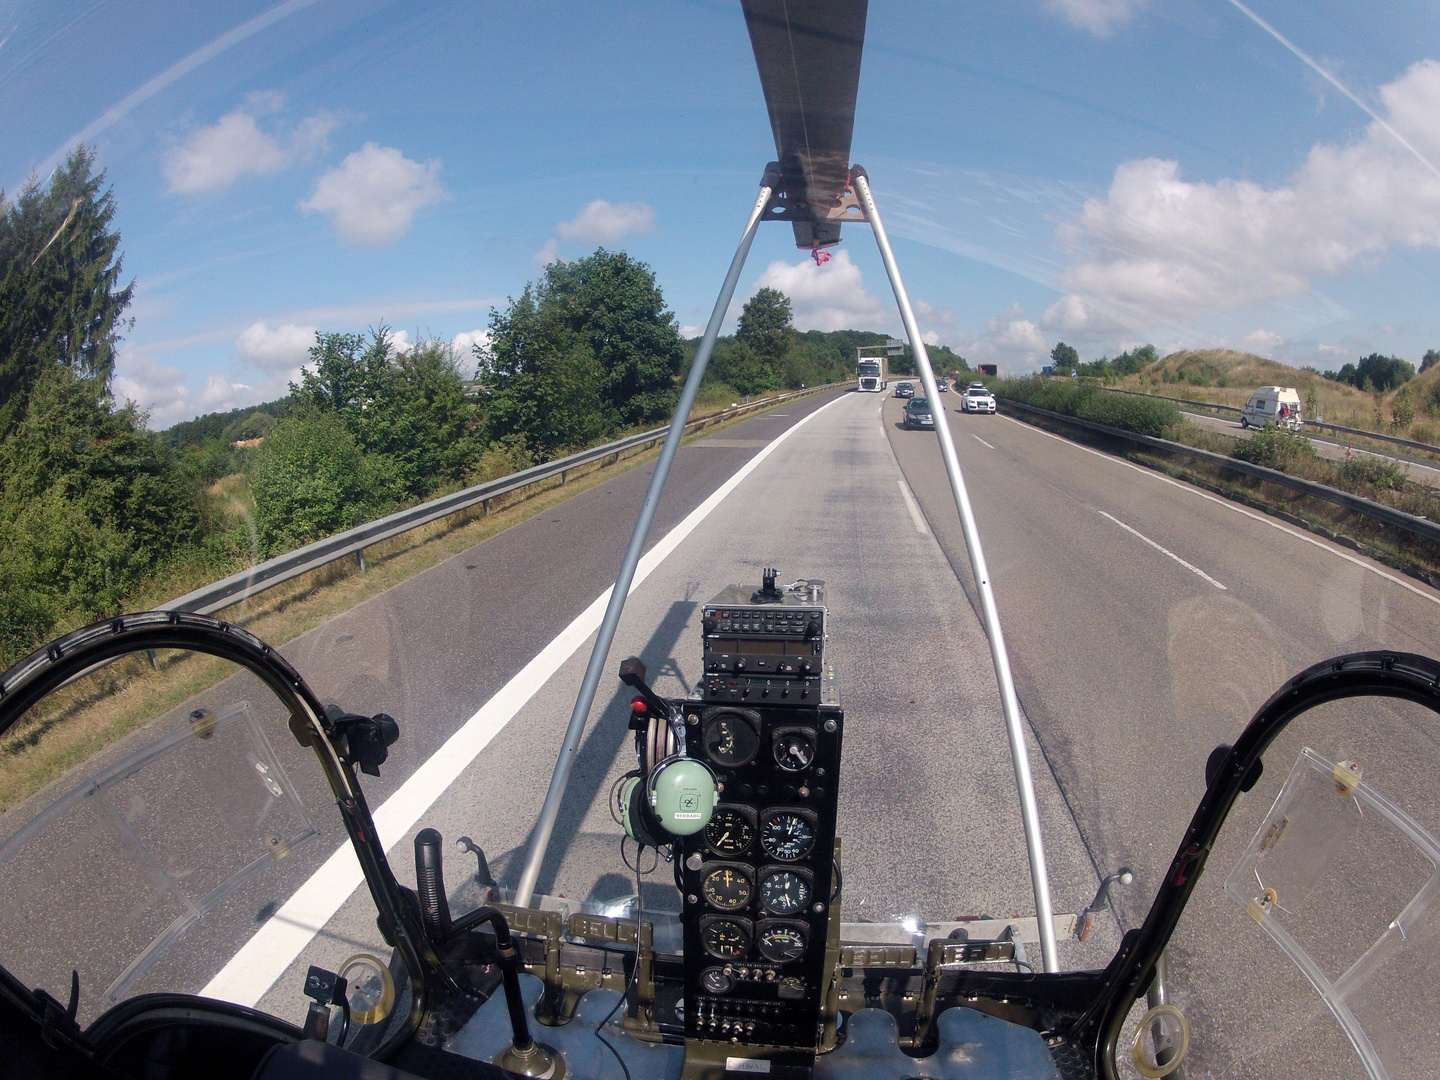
[513,168,779,907]
[851,168,1061,973]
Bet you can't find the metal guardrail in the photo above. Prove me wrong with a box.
[160,384,842,617]
[1101,386,1440,457]
[1001,399,1440,547]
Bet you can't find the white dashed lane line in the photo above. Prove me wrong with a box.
[897,479,930,534]
[1098,510,1227,590]
[973,434,995,449]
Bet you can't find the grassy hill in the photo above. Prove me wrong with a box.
[1117,349,1436,441]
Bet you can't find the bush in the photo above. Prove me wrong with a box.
[992,378,1180,438]
[1341,455,1407,492]
[250,412,399,557]
[1230,424,1317,471]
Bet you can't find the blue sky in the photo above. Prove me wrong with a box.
[3,0,1438,427]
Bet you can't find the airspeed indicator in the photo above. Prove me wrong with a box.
[760,811,815,862]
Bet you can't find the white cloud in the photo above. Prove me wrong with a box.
[165,92,337,194]
[112,354,193,427]
[235,321,316,371]
[1240,328,1284,356]
[452,328,490,355]
[1043,0,1145,37]
[533,237,561,265]
[556,199,655,243]
[1054,59,1440,327]
[750,250,888,332]
[1043,0,1146,37]
[963,305,1052,373]
[301,143,444,246]
[197,372,255,411]
[680,324,706,339]
[388,329,414,353]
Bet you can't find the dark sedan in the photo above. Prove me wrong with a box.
[903,396,935,430]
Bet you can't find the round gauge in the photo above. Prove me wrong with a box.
[757,924,808,963]
[759,870,812,915]
[701,968,733,995]
[760,811,816,862]
[772,729,816,772]
[703,712,759,768]
[704,808,754,856]
[702,866,753,911]
[701,918,751,960]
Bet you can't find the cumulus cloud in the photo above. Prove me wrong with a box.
[112,355,194,427]
[962,305,1053,372]
[165,92,337,194]
[1053,59,1440,327]
[537,199,655,262]
[235,321,317,371]
[557,199,655,243]
[1043,0,1146,37]
[1240,328,1284,356]
[749,250,888,332]
[452,328,490,356]
[301,143,444,246]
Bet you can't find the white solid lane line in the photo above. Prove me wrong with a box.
[1001,415,1440,609]
[973,434,995,449]
[1098,510,1226,590]
[201,392,849,1007]
[897,479,930,534]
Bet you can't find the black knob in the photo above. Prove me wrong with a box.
[734,660,746,672]
[703,615,718,633]
[799,661,813,674]
[805,619,821,639]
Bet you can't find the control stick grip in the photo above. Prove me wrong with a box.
[414,828,452,942]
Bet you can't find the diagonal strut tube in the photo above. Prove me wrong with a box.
[513,169,779,907]
[851,167,1061,972]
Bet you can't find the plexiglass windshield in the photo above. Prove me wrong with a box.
[4,3,1440,1078]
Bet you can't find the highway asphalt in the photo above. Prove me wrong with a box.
[887,392,1440,1078]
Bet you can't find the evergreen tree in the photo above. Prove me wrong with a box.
[0,145,134,435]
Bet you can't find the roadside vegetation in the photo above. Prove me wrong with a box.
[2,148,947,683]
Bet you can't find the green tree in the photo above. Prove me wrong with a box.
[478,250,682,453]
[1420,348,1440,374]
[0,145,134,435]
[290,327,476,497]
[736,288,795,367]
[0,364,199,650]
[710,341,779,396]
[1050,342,1080,373]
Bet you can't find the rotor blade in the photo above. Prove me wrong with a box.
[742,0,868,248]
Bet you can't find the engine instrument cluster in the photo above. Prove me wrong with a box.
[675,575,843,1062]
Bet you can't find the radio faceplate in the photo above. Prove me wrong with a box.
[701,581,827,705]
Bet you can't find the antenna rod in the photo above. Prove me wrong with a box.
[514,168,780,907]
[851,167,1061,973]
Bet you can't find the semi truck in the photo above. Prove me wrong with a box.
[856,345,891,391]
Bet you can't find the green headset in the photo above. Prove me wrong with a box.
[619,692,718,848]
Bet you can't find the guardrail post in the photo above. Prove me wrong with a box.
[356,550,367,574]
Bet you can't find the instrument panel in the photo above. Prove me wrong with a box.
[677,700,843,1052]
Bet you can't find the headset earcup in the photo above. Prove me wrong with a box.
[622,773,668,848]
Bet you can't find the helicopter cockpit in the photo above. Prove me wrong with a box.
[4,2,1440,1080]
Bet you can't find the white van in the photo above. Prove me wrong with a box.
[1241,386,1303,431]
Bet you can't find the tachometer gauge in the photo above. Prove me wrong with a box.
[705,807,754,856]
[701,917,752,960]
[703,711,759,768]
[772,728,816,772]
[760,811,815,861]
[759,869,811,915]
[757,923,807,962]
[702,865,753,911]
